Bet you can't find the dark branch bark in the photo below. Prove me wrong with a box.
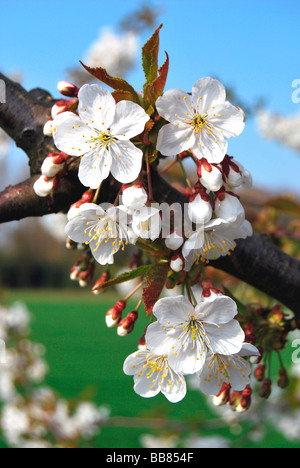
[0,73,300,323]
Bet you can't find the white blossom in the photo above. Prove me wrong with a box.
[146,295,244,375]
[53,84,149,189]
[65,203,136,265]
[123,349,187,403]
[156,77,245,163]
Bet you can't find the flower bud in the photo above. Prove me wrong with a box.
[236,386,252,413]
[229,391,242,410]
[105,300,126,328]
[67,189,95,221]
[138,329,147,350]
[122,184,148,210]
[277,368,289,389]
[51,98,78,119]
[57,81,79,98]
[254,363,266,382]
[258,378,272,399]
[41,152,67,178]
[213,383,231,407]
[188,194,212,225]
[197,159,223,192]
[33,175,56,198]
[70,266,80,281]
[66,238,77,250]
[117,311,138,336]
[170,253,184,273]
[43,119,54,136]
[79,263,95,288]
[165,231,184,251]
[92,271,110,295]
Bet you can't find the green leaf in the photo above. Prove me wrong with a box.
[79,61,140,102]
[96,265,151,291]
[142,24,163,85]
[143,263,169,315]
[143,51,169,108]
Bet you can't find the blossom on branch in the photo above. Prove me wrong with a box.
[53,84,150,189]
[156,77,245,163]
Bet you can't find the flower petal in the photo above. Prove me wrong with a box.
[53,115,96,157]
[192,77,226,113]
[78,84,116,130]
[156,89,193,123]
[196,296,238,325]
[109,140,143,184]
[152,296,194,326]
[157,122,195,157]
[78,148,112,189]
[205,319,245,356]
[110,100,150,140]
[209,101,245,139]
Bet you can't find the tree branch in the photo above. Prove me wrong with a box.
[0,73,299,323]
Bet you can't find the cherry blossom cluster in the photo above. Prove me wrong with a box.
[124,290,259,404]
[33,27,261,407]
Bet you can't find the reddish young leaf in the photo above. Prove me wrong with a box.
[79,61,140,99]
[143,263,169,315]
[112,89,141,105]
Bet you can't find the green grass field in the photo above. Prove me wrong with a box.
[3,289,300,448]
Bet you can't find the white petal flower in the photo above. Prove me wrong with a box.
[156,77,245,163]
[123,349,187,403]
[183,217,253,268]
[53,84,150,189]
[146,295,244,375]
[65,203,136,265]
[198,343,260,396]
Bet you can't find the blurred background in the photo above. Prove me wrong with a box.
[0,0,300,448]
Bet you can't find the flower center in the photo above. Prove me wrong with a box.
[94,130,115,148]
[191,113,209,134]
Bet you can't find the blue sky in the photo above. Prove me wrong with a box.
[1,0,300,194]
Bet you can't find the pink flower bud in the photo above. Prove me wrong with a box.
[117,311,138,336]
[254,363,266,382]
[106,300,126,328]
[213,383,231,407]
[51,98,78,119]
[79,263,95,288]
[57,81,79,98]
[258,378,272,399]
[277,369,289,389]
[92,271,110,295]
[236,385,252,413]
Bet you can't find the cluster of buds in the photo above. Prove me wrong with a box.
[33,152,68,198]
[43,81,79,137]
[213,383,252,413]
[70,253,95,288]
[195,153,252,193]
[106,299,140,337]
